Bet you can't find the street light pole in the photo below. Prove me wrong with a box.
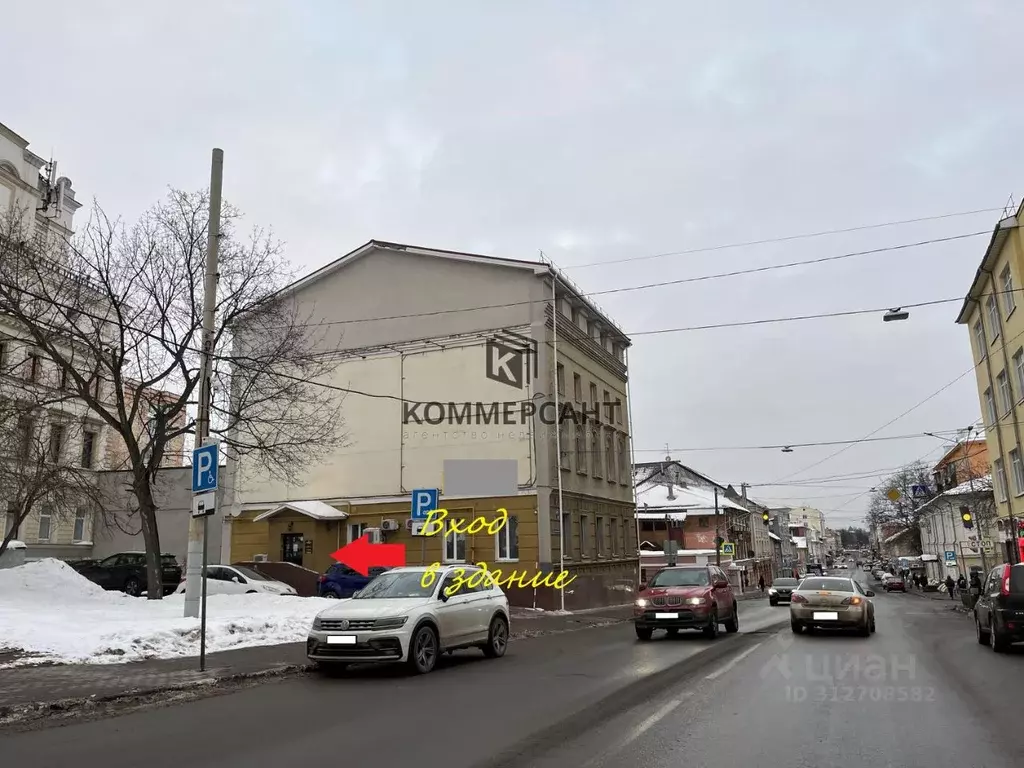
[714,486,721,567]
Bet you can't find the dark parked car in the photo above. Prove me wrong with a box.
[72,552,182,596]
[316,563,391,598]
[769,577,799,606]
[633,564,738,640]
[974,563,1024,652]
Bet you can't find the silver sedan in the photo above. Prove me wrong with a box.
[790,576,876,636]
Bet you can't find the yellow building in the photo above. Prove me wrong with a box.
[956,202,1024,564]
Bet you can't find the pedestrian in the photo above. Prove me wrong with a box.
[758,575,765,593]
[957,574,966,592]
[945,574,956,600]
[969,571,982,609]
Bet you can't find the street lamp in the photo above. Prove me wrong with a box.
[883,308,909,322]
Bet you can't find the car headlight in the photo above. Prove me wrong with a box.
[312,615,323,631]
[373,616,409,630]
[635,598,648,608]
[685,597,707,605]
[768,588,778,595]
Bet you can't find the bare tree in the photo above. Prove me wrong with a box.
[0,368,108,557]
[866,460,936,554]
[0,192,346,596]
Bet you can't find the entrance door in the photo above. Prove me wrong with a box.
[281,533,304,565]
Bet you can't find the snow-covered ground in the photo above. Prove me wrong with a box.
[0,559,335,667]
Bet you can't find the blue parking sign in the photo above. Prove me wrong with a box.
[192,443,219,494]
[411,489,439,520]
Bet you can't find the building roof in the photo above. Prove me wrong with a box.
[956,208,1023,324]
[252,500,349,523]
[267,240,628,342]
[635,482,746,511]
[916,475,993,514]
[636,511,688,521]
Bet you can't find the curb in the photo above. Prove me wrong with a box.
[0,663,304,731]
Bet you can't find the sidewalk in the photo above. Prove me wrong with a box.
[903,585,971,613]
[0,604,635,716]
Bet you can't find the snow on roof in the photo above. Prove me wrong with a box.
[640,549,717,557]
[253,500,349,523]
[635,483,745,511]
[942,475,993,496]
[636,511,688,521]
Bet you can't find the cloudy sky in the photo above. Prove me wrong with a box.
[7,1,1022,526]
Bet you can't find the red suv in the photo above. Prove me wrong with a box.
[633,564,739,640]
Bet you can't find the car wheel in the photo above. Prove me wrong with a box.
[791,619,802,634]
[635,625,653,641]
[870,614,876,633]
[990,621,1010,653]
[976,615,990,645]
[724,604,739,633]
[323,591,339,599]
[124,577,141,597]
[482,615,508,659]
[407,624,439,674]
[703,609,719,639]
[858,616,871,637]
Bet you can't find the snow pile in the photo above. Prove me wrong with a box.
[0,558,335,667]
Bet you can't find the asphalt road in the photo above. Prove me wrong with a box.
[506,570,1024,768]
[0,600,786,768]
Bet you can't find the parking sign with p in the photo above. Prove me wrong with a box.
[412,488,439,520]
[192,443,219,494]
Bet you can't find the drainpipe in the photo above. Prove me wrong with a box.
[982,261,1021,563]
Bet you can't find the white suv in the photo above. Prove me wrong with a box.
[307,564,511,675]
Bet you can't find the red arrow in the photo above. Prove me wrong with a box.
[330,534,406,576]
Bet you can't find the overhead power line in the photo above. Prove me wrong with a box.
[565,206,1003,269]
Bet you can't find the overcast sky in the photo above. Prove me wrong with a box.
[7,1,1022,527]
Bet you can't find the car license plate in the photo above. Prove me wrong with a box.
[813,612,838,621]
[326,634,357,645]
[655,612,679,619]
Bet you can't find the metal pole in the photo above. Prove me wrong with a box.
[625,347,640,585]
[184,148,223,625]
[200,514,209,671]
[715,487,721,567]
[551,270,566,613]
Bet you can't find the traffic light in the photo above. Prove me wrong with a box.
[960,506,973,530]
[762,512,770,526]
[715,535,725,547]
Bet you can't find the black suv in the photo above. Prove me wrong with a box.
[974,563,1024,652]
[72,552,182,596]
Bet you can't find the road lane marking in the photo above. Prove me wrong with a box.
[704,642,763,680]
[620,695,689,746]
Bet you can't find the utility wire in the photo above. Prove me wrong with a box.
[565,206,1003,269]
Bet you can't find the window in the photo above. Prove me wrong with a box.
[557,510,572,560]
[26,353,40,382]
[596,517,605,556]
[1015,350,1024,401]
[48,425,65,463]
[611,518,618,554]
[1002,266,1016,315]
[618,433,629,482]
[556,363,565,396]
[92,375,101,400]
[579,514,590,557]
[0,338,8,372]
[348,522,367,543]
[81,431,96,468]
[987,296,1000,339]
[73,508,88,542]
[37,508,52,541]
[974,320,986,359]
[589,320,600,341]
[17,416,33,458]
[443,518,467,563]
[985,388,997,424]
[591,428,603,478]
[615,398,623,424]
[1011,449,1024,496]
[575,422,587,473]
[997,370,1012,414]
[496,515,519,561]
[573,373,582,402]
[699,516,709,528]
[602,390,610,422]
[995,459,1009,501]
[559,420,571,470]
[605,429,616,483]
[589,383,598,412]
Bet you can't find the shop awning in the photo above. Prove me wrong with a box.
[252,500,349,523]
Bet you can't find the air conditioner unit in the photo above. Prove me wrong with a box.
[253,554,269,562]
[381,519,400,532]
[364,527,383,545]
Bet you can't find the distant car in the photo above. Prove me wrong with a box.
[634,564,738,640]
[974,563,1024,652]
[72,552,181,596]
[790,576,876,636]
[307,565,510,675]
[884,576,905,592]
[769,578,800,606]
[317,563,391,598]
[174,564,296,596]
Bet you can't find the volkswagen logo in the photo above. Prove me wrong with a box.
[339,619,350,630]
